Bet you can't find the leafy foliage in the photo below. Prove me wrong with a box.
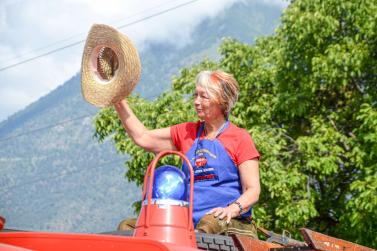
[95,0,377,247]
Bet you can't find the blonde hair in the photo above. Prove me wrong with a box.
[196,70,239,118]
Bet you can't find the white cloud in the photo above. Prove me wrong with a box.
[0,0,286,123]
[259,0,289,8]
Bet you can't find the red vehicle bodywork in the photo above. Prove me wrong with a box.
[0,151,375,251]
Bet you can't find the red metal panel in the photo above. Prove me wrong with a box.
[300,228,375,251]
[0,232,171,251]
[0,216,5,230]
[232,234,283,251]
[135,203,196,247]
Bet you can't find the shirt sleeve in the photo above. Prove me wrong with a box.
[236,129,260,166]
[170,123,183,151]
[170,122,199,154]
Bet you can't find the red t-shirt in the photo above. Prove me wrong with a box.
[170,121,260,167]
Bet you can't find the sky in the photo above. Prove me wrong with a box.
[0,0,287,123]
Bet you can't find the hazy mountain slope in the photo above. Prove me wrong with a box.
[134,0,282,98]
[0,75,140,232]
[0,1,283,233]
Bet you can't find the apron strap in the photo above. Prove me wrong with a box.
[215,121,229,138]
[199,121,229,139]
[196,122,205,139]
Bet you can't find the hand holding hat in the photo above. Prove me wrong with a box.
[81,24,141,107]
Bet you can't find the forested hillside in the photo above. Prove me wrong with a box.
[0,1,283,233]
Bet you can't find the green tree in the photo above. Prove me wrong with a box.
[94,0,377,247]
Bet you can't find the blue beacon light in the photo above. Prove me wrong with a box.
[149,165,188,205]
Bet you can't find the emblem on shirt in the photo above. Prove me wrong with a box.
[195,156,207,167]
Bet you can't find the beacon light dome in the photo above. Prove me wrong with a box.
[144,165,188,206]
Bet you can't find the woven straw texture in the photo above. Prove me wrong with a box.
[81,24,141,107]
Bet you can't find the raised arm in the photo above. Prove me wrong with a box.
[114,99,177,153]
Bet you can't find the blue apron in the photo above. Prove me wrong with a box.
[182,121,252,226]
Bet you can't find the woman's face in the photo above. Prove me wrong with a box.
[194,86,223,121]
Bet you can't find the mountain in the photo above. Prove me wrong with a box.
[0,1,283,233]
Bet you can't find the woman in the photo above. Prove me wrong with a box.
[115,70,260,237]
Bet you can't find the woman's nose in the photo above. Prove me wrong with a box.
[194,96,201,105]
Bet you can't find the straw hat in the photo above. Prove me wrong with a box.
[81,24,141,107]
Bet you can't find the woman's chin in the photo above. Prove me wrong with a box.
[196,113,205,120]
